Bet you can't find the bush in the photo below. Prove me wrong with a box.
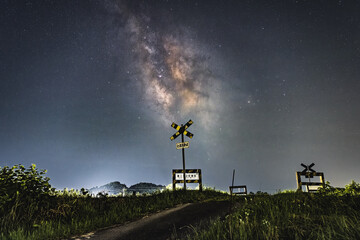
[0,164,54,231]
[319,180,360,196]
[344,180,360,195]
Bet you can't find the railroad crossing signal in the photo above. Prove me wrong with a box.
[301,163,316,174]
[170,120,193,140]
[296,163,325,192]
[170,119,194,191]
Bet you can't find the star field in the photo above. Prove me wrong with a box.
[1,0,360,192]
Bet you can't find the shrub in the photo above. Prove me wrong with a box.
[319,180,360,196]
[344,180,360,195]
[0,164,54,231]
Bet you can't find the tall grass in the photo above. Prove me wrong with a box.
[185,192,360,240]
[1,189,228,240]
[3,165,360,240]
[0,165,227,240]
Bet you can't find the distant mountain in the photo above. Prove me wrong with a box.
[88,181,165,196]
[128,182,165,194]
[89,181,127,195]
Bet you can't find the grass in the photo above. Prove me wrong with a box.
[2,165,360,240]
[183,192,360,240]
[0,188,228,240]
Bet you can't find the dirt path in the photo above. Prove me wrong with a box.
[70,200,230,240]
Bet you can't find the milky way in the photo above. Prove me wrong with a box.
[111,2,223,129]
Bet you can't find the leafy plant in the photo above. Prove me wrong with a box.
[344,180,360,195]
[0,164,56,236]
[319,180,360,196]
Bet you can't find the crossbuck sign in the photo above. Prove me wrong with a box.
[170,119,194,190]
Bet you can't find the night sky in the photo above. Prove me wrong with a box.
[1,0,360,192]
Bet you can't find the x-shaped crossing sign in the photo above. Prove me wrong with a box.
[170,120,194,141]
[301,163,316,173]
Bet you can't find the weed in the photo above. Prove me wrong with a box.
[185,191,360,240]
[0,164,227,240]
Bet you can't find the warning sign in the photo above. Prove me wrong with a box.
[170,120,194,141]
[175,172,199,180]
[176,142,189,149]
[172,169,202,191]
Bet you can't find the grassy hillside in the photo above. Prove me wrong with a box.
[183,188,360,240]
[2,164,360,240]
[0,164,227,240]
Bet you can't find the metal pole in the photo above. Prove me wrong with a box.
[172,170,175,191]
[230,169,235,214]
[181,124,186,191]
[231,169,235,195]
[232,169,235,188]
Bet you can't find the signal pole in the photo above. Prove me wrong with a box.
[181,124,186,190]
[170,120,194,191]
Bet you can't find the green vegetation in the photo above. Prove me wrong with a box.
[184,183,360,240]
[2,164,360,240]
[0,164,227,240]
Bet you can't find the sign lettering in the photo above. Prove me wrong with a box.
[176,142,189,149]
[175,172,199,180]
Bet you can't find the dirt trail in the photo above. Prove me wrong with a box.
[70,200,230,240]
